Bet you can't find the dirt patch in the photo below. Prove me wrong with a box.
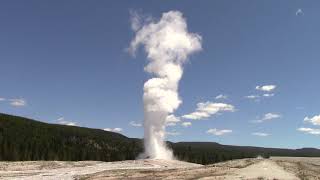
[272,157,320,179]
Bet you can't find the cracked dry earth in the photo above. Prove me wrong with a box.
[0,157,319,179]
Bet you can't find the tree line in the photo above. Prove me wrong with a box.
[1,113,320,165]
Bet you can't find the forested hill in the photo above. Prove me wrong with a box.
[1,113,320,165]
[0,113,142,161]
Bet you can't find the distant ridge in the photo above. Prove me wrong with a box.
[0,113,319,164]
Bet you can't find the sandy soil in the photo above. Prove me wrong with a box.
[271,157,320,180]
[226,159,299,179]
[0,157,318,179]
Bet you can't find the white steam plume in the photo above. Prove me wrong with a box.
[129,11,202,159]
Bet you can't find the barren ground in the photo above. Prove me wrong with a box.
[0,157,319,179]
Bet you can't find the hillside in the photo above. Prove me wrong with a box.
[0,113,142,161]
[171,142,320,164]
[0,113,319,164]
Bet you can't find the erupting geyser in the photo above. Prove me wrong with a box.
[129,11,202,159]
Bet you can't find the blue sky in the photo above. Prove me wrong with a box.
[1,1,319,148]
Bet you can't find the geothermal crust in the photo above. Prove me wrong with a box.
[1,157,320,179]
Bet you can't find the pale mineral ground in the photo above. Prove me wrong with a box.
[0,157,319,179]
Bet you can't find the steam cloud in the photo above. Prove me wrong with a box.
[129,11,202,159]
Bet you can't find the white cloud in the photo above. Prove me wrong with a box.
[181,122,192,127]
[57,117,77,126]
[245,93,274,101]
[255,85,276,92]
[296,9,304,16]
[63,122,76,126]
[113,128,123,132]
[182,102,235,120]
[263,113,281,120]
[207,128,232,136]
[104,128,123,132]
[57,117,64,121]
[9,98,26,107]
[0,97,5,101]
[166,115,181,122]
[129,121,142,127]
[254,113,282,123]
[244,95,260,99]
[304,115,320,126]
[297,127,320,135]
[263,93,274,97]
[252,132,270,137]
[165,114,181,126]
[166,131,180,136]
[215,94,228,100]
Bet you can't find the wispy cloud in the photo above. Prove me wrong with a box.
[207,128,232,136]
[104,128,123,132]
[0,97,6,101]
[57,117,77,126]
[166,131,180,136]
[297,127,320,135]
[263,113,281,120]
[165,114,181,126]
[296,9,304,16]
[256,85,276,92]
[253,113,282,123]
[304,115,320,126]
[297,114,320,136]
[215,94,228,100]
[182,102,235,120]
[9,98,27,107]
[181,122,192,127]
[129,121,142,127]
[252,132,270,137]
[263,93,274,97]
[244,95,260,100]
[245,92,274,102]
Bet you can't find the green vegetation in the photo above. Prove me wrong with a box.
[1,113,319,164]
[171,142,320,164]
[0,113,142,161]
